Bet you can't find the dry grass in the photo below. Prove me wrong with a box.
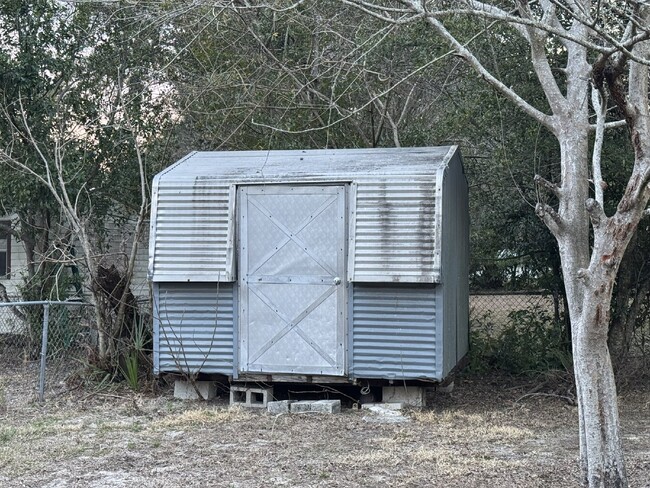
[150,405,252,430]
[0,375,648,487]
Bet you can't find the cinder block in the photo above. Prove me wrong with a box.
[173,380,217,400]
[230,385,273,408]
[267,400,294,414]
[230,387,247,405]
[382,386,425,407]
[248,388,270,408]
[290,401,313,413]
[310,400,341,414]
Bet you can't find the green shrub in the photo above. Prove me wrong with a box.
[469,305,571,375]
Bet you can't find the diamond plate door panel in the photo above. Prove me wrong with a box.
[239,185,346,376]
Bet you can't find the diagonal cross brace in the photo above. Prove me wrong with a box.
[248,196,337,276]
[247,284,338,367]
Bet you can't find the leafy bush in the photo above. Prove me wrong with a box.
[469,305,571,375]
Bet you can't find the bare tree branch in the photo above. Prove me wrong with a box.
[535,202,563,236]
[519,3,567,115]
[251,40,457,134]
[591,85,607,207]
[591,119,627,131]
[340,0,422,24]
[399,0,554,129]
[585,197,606,228]
[534,174,561,198]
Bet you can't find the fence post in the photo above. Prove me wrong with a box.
[38,302,50,403]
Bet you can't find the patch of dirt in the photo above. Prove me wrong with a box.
[0,374,648,487]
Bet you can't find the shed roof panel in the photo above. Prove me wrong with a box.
[158,146,455,182]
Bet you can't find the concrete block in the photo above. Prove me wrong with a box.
[230,387,247,405]
[310,400,341,414]
[361,402,405,411]
[290,401,313,413]
[174,380,217,400]
[382,386,425,407]
[230,385,273,408]
[267,400,294,414]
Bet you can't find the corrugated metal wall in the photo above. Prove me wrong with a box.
[150,180,233,282]
[440,152,470,377]
[154,282,235,375]
[351,284,439,379]
[349,179,439,283]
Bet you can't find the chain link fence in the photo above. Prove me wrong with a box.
[0,300,94,404]
[469,290,650,375]
[470,291,565,329]
[468,291,569,373]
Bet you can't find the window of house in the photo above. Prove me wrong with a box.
[0,222,10,279]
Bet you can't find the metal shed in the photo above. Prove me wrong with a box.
[150,146,469,385]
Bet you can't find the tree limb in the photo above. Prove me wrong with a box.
[627,7,650,158]
[589,119,627,131]
[524,15,567,115]
[385,4,650,66]
[591,85,607,207]
[340,0,421,24]
[586,198,607,228]
[400,0,554,130]
[535,202,563,236]
[546,0,650,65]
[250,30,458,135]
[534,174,561,198]
[466,1,529,40]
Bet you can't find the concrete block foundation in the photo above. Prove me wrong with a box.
[382,386,425,407]
[174,380,217,400]
[289,401,313,413]
[310,400,341,414]
[230,385,273,408]
[267,400,294,414]
[361,402,405,411]
[288,399,341,414]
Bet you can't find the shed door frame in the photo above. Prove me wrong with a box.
[237,184,347,376]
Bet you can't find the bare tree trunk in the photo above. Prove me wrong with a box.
[569,280,626,486]
[551,118,635,486]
